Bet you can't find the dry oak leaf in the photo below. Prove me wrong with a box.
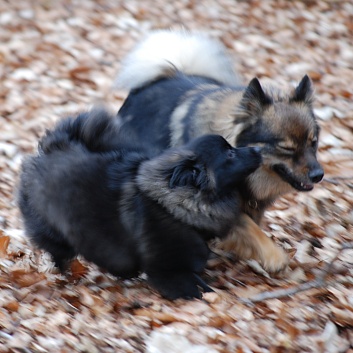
[134,308,181,325]
[0,235,10,257]
[9,269,46,288]
[69,258,89,280]
[330,306,353,327]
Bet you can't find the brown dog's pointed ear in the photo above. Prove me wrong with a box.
[241,78,273,113]
[291,75,314,104]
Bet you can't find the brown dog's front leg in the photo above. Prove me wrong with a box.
[219,213,289,273]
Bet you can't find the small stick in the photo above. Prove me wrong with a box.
[323,177,353,185]
[241,278,325,304]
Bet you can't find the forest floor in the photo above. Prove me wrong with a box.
[0,0,353,352]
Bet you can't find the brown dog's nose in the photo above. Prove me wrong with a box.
[309,168,324,183]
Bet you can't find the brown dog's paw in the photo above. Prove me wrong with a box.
[218,214,291,273]
[258,244,290,273]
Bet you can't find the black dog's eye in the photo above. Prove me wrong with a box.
[191,168,198,179]
[227,149,236,158]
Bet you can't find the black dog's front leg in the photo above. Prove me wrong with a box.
[141,217,212,300]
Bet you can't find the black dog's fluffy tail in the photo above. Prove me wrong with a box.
[39,107,124,154]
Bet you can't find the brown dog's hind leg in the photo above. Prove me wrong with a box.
[219,213,289,273]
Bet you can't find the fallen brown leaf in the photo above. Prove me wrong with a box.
[0,235,10,257]
[69,258,89,280]
[9,269,46,288]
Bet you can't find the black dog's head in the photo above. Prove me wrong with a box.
[137,134,262,232]
[169,134,262,195]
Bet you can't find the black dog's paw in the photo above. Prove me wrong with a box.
[147,272,208,300]
[54,257,71,273]
[193,274,214,293]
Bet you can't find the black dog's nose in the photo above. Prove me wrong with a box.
[249,146,263,165]
[252,146,262,154]
[309,168,324,183]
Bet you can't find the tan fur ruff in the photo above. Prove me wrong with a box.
[136,150,238,234]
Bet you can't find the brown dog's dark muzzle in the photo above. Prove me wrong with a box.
[309,167,324,184]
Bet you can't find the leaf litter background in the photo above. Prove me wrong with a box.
[0,0,353,352]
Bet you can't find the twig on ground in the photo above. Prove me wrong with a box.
[323,177,353,185]
[341,242,353,250]
[240,278,326,304]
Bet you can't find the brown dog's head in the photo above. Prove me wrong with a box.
[236,75,324,201]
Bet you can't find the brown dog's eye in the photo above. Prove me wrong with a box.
[278,144,295,154]
[311,138,318,149]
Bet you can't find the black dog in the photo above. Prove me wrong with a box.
[18,108,262,299]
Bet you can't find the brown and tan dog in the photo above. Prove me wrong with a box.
[116,30,324,272]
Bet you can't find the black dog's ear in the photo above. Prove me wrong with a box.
[291,75,314,104]
[169,162,207,189]
[169,164,198,188]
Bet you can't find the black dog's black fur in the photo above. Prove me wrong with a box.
[18,108,262,299]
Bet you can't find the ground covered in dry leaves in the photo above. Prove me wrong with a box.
[0,0,353,352]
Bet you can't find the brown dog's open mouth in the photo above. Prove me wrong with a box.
[294,181,314,192]
[272,164,314,192]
